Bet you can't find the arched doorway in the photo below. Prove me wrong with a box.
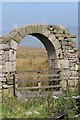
[16,35,49,87]
[16,32,58,89]
[1,24,78,97]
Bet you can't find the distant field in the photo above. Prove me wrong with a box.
[16,46,48,70]
[16,46,48,86]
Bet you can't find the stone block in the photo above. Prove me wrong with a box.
[58,60,69,69]
[75,80,78,86]
[4,42,10,50]
[75,64,78,70]
[68,80,75,87]
[58,37,64,41]
[5,62,13,72]
[70,66,76,70]
[44,29,50,37]
[53,39,61,50]
[0,77,6,82]
[69,76,78,80]
[78,65,80,71]
[0,89,2,93]
[0,74,4,77]
[25,26,33,34]
[4,51,9,61]
[60,80,67,89]
[0,44,4,49]
[6,74,13,85]
[10,31,22,43]
[0,56,2,61]
[0,81,2,85]
[71,71,78,76]
[0,50,4,55]
[48,34,56,43]
[0,54,5,61]
[12,61,16,71]
[0,43,10,50]
[9,49,16,61]
[58,29,64,34]
[56,49,63,59]
[61,70,71,78]
[0,65,2,72]
[10,40,18,50]
[68,50,75,53]
[18,27,27,38]
[5,49,16,62]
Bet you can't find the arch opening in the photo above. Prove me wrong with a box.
[16,33,57,87]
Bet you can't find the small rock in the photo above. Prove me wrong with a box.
[33,110,40,115]
[25,111,33,116]
[25,110,40,116]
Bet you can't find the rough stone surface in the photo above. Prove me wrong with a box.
[0,24,79,96]
[58,60,69,69]
[10,39,18,50]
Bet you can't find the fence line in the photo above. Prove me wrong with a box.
[17,69,61,73]
[16,85,61,90]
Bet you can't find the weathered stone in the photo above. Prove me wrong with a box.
[55,34,76,38]
[9,49,16,61]
[17,27,27,38]
[53,39,61,50]
[0,50,4,55]
[25,26,35,34]
[0,24,78,95]
[60,80,67,89]
[56,49,63,59]
[75,80,78,86]
[48,34,56,43]
[0,42,10,50]
[58,60,69,69]
[68,49,75,53]
[10,39,18,50]
[5,62,13,72]
[0,65,2,72]
[44,29,50,37]
[68,80,75,87]
[58,37,64,41]
[0,77,6,82]
[10,31,22,43]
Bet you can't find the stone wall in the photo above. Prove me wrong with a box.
[0,24,79,96]
[0,37,18,96]
[47,25,79,89]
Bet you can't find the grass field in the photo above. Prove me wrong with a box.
[16,46,48,70]
[16,46,49,87]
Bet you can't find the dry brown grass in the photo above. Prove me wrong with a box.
[16,46,48,70]
[16,46,48,87]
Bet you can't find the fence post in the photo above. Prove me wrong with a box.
[13,74,16,96]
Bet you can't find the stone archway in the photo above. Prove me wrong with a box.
[0,24,79,96]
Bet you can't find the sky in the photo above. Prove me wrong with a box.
[1,0,79,2]
[1,2,78,47]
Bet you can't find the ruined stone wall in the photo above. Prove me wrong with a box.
[47,25,79,89]
[0,37,18,96]
[0,24,79,96]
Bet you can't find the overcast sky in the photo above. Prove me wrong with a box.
[1,2,78,47]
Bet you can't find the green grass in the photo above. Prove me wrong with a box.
[2,91,78,119]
